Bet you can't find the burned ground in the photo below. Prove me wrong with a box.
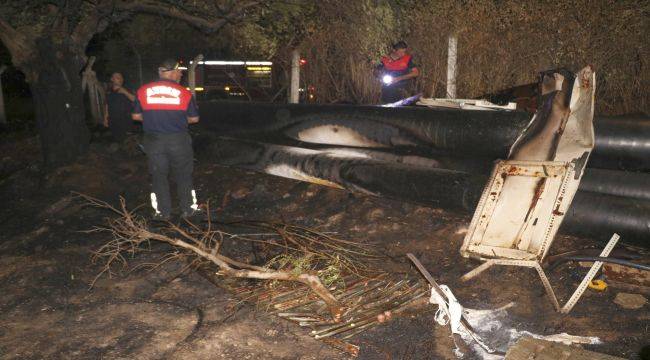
[0,134,647,359]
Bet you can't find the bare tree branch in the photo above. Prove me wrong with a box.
[69,0,262,60]
[114,0,262,33]
[0,16,34,66]
[80,193,345,320]
[70,0,124,55]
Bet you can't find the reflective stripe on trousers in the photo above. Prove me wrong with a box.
[143,131,195,216]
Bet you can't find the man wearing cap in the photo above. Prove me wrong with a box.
[132,59,201,221]
[375,41,420,104]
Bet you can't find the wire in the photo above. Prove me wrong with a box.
[545,248,643,263]
[549,256,650,272]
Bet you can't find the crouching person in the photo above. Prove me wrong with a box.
[132,58,202,221]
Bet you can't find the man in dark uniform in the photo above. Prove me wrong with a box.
[132,59,201,221]
[375,41,420,104]
[104,72,135,141]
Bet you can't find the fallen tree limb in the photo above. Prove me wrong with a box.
[78,193,344,320]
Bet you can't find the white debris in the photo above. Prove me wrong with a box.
[510,330,601,346]
[429,287,602,359]
[428,286,495,358]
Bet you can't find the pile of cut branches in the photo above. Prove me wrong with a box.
[81,194,380,321]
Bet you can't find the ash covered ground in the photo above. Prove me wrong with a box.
[0,133,647,359]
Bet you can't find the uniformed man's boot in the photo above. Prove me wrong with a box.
[181,208,205,221]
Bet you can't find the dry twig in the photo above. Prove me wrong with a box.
[79,193,346,320]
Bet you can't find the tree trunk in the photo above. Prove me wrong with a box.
[29,39,90,167]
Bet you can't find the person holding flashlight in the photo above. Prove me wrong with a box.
[375,41,419,104]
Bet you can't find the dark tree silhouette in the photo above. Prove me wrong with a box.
[0,0,260,166]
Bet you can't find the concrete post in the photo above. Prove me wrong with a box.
[289,49,300,104]
[189,54,203,98]
[446,35,457,99]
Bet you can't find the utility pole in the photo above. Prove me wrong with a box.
[289,49,300,104]
[189,54,203,98]
[446,35,457,99]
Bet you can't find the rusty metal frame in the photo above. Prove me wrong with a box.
[461,67,595,263]
[458,67,597,311]
[461,234,619,313]
[460,159,576,261]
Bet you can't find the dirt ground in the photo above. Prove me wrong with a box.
[0,133,647,359]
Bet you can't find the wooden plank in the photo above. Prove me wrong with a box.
[505,337,624,360]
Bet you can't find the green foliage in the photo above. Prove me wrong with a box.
[316,255,344,287]
[359,0,397,60]
[91,1,313,80]
[402,0,650,114]
[223,0,316,59]
[3,0,646,114]
[226,22,279,59]
[265,252,344,288]
[243,0,647,113]
[0,0,108,49]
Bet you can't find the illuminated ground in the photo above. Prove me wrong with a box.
[0,133,646,359]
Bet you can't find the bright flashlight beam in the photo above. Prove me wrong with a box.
[382,75,393,85]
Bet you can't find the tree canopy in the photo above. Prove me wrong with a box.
[0,0,276,165]
[0,0,647,166]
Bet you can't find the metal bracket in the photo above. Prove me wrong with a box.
[461,234,620,313]
[461,160,577,261]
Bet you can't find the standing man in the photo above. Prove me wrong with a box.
[375,41,420,104]
[132,59,201,221]
[104,72,135,141]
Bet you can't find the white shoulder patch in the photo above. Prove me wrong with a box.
[146,85,181,105]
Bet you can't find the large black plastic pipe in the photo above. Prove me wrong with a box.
[199,101,650,171]
[202,137,485,212]
[199,101,531,158]
[579,168,650,201]
[198,137,649,247]
[589,115,650,171]
[196,102,650,245]
[561,191,650,247]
